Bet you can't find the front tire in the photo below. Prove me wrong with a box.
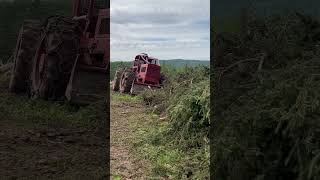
[31,16,81,100]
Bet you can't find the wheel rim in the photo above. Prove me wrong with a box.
[32,38,47,96]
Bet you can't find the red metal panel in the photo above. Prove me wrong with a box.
[73,0,109,69]
[136,64,160,85]
[145,64,160,84]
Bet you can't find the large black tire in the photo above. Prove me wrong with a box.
[9,20,42,93]
[120,70,135,93]
[112,70,123,91]
[31,16,81,100]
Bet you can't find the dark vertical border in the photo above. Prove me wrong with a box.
[210,0,214,179]
[106,0,110,179]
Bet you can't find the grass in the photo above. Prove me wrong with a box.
[111,92,182,178]
[112,174,121,180]
[110,65,210,179]
[138,66,210,179]
[130,116,209,179]
[111,91,142,103]
[0,68,106,128]
[132,121,183,178]
[0,91,107,128]
[0,53,107,130]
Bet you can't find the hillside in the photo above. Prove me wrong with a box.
[160,59,209,67]
[110,59,209,80]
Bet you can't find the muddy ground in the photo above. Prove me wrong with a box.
[0,67,151,179]
[0,120,108,179]
[0,87,109,179]
[0,91,151,179]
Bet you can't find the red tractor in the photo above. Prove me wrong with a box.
[9,0,109,105]
[112,53,163,95]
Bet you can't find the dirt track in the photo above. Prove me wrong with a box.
[0,90,149,179]
[0,119,107,179]
[110,97,148,179]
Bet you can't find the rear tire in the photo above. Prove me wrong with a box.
[9,20,42,93]
[120,70,135,93]
[31,16,81,100]
[112,70,123,91]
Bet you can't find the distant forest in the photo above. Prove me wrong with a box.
[0,0,71,61]
[110,59,209,80]
[160,59,209,67]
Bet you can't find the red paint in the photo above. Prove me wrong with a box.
[132,53,161,86]
[73,0,109,69]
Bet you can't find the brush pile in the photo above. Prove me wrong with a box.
[212,12,320,180]
[141,65,210,178]
[142,66,210,139]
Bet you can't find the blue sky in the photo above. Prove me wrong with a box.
[110,0,210,61]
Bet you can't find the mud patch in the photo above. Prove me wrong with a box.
[0,120,107,179]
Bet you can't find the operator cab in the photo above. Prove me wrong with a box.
[149,57,160,65]
[72,0,110,68]
[133,53,160,72]
[132,53,161,85]
[73,0,110,38]
[134,53,160,65]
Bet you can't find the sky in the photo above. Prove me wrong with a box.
[110,0,210,61]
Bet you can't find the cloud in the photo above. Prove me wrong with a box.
[111,0,210,61]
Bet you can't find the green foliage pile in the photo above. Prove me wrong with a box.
[212,12,320,180]
[138,65,210,178]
